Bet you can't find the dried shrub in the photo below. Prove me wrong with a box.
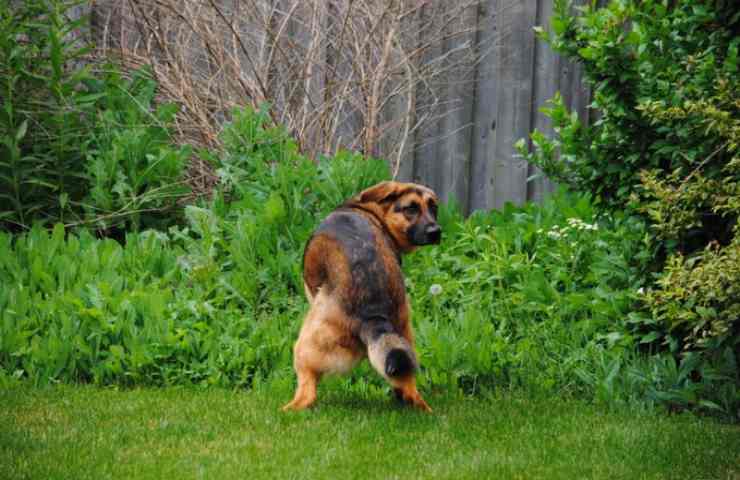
[92,0,481,176]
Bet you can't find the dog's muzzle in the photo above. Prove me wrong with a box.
[410,223,442,245]
[425,224,442,244]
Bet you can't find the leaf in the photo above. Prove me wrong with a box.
[110,345,125,359]
[698,400,723,412]
[639,331,661,344]
[75,92,107,104]
[15,120,28,142]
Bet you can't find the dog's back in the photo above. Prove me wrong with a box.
[303,209,416,379]
[304,209,401,318]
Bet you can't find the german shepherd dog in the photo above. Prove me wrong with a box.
[282,181,441,412]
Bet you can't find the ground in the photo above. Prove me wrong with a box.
[1,382,739,479]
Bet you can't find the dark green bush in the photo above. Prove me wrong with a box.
[5,102,731,417]
[521,0,740,418]
[0,0,189,232]
[524,0,738,218]
[0,103,657,404]
[406,191,652,397]
[0,106,390,387]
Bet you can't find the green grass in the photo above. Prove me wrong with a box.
[1,384,738,479]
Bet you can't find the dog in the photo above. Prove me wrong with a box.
[282,181,441,412]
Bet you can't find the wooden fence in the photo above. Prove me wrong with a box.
[87,0,593,214]
[404,0,592,213]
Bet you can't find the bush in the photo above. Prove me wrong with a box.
[406,190,652,397]
[2,0,738,422]
[0,106,390,387]
[1,103,657,403]
[520,0,740,418]
[0,0,189,232]
[524,0,738,217]
[5,104,735,418]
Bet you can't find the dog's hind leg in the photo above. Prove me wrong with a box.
[391,376,432,412]
[282,364,320,411]
[283,294,362,411]
[388,302,431,412]
[282,337,359,411]
[282,318,323,411]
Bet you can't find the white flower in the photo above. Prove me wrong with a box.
[429,284,443,296]
[637,287,645,295]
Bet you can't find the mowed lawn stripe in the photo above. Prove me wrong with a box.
[1,385,738,480]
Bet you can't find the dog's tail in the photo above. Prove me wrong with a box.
[359,320,417,380]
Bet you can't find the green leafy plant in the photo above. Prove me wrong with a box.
[0,106,391,388]
[80,69,191,232]
[0,0,190,232]
[0,0,93,228]
[406,190,652,398]
[519,0,740,418]
[522,0,738,216]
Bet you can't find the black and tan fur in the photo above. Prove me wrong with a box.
[282,181,441,412]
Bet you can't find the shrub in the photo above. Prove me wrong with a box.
[7,105,731,417]
[0,0,189,232]
[520,0,740,418]
[0,176,655,407]
[524,0,738,218]
[0,223,298,386]
[406,190,652,397]
[0,106,391,387]
[80,68,192,232]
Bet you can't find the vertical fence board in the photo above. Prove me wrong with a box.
[491,0,538,210]
[391,7,421,182]
[528,0,558,202]
[324,1,363,154]
[412,4,443,191]
[437,3,478,211]
[469,0,498,213]
[570,60,591,127]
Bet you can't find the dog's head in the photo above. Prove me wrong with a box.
[346,181,441,252]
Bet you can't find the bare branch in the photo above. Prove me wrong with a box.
[92,0,481,167]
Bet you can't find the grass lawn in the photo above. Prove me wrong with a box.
[1,382,738,480]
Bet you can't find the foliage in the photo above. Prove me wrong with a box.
[520,0,740,418]
[0,0,189,232]
[406,190,655,400]
[2,0,739,422]
[638,240,740,415]
[523,0,739,217]
[0,108,389,388]
[645,241,739,351]
[2,101,737,417]
[79,69,191,232]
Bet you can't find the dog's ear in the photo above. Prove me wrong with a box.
[355,181,403,205]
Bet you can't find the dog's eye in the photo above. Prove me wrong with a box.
[429,203,438,217]
[403,204,419,215]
